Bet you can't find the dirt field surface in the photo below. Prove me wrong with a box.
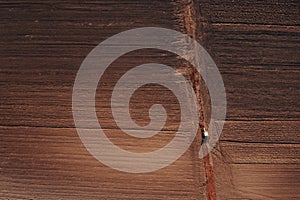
[1,0,299,199]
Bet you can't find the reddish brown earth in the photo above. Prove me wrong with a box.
[0,0,299,199]
[197,1,300,199]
